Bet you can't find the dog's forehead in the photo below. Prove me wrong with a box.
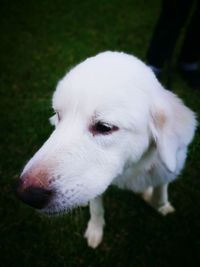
[53,52,153,121]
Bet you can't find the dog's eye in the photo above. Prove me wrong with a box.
[90,122,118,136]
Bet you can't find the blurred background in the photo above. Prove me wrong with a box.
[0,0,199,266]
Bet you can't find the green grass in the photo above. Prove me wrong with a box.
[0,0,199,266]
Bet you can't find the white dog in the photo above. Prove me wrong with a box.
[16,51,196,248]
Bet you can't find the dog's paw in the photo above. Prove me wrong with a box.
[84,219,104,249]
[141,187,153,203]
[157,202,175,216]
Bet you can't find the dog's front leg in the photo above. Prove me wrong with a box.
[151,184,175,215]
[84,195,105,248]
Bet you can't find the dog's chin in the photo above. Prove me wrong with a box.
[39,206,67,217]
[40,201,89,217]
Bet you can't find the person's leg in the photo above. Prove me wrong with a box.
[146,0,193,76]
[179,0,200,64]
[178,0,200,88]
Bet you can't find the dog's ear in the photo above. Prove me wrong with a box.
[149,91,197,173]
[149,107,179,173]
[49,114,58,127]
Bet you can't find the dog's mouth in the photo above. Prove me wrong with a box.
[39,201,70,216]
[40,207,68,217]
[40,200,89,217]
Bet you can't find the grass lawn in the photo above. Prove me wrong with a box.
[0,0,200,266]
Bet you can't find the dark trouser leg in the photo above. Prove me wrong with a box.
[179,0,200,64]
[146,0,194,69]
[177,1,200,88]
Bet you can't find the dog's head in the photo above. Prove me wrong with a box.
[16,52,196,214]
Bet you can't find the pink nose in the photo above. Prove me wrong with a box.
[15,170,53,209]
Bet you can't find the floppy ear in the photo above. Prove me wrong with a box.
[149,108,179,173]
[49,114,58,127]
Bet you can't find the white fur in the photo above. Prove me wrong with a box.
[21,51,197,248]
